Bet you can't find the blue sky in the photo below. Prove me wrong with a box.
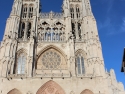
[0,0,125,86]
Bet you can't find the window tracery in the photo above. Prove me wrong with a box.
[41,51,61,69]
[70,7,74,18]
[78,23,82,39]
[14,53,27,74]
[38,21,66,42]
[27,22,31,38]
[29,4,34,18]
[19,22,25,38]
[22,4,28,18]
[76,6,80,18]
[76,53,85,75]
[37,48,67,70]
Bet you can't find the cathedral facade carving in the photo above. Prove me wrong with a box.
[0,0,125,94]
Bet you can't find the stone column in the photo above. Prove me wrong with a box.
[70,56,76,77]
[10,62,14,74]
[2,61,8,77]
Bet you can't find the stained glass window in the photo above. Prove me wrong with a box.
[77,57,81,74]
[76,54,85,75]
[17,53,26,74]
[81,57,85,74]
[41,51,61,69]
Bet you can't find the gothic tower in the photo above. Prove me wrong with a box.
[0,0,125,94]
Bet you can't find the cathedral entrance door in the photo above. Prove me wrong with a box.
[36,80,65,94]
[7,88,22,94]
[80,89,94,94]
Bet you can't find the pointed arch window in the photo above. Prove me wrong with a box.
[19,22,25,38]
[29,4,34,18]
[76,6,80,18]
[76,53,85,75]
[27,22,31,38]
[22,5,28,18]
[70,7,74,18]
[16,53,27,74]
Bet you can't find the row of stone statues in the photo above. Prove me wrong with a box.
[38,32,66,42]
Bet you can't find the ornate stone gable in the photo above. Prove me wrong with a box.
[36,80,65,94]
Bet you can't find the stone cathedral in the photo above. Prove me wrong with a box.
[0,0,125,94]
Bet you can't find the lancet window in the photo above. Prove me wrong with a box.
[19,22,25,38]
[72,22,75,33]
[14,53,27,74]
[76,6,80,18]
[29,4,34,18]
[78,23,82,39]
[76,53,85,75]
[70,7,74,18]
[22,5,28,18]
[27,22,31,38]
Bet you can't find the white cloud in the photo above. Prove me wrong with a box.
[121,18,125,32]
[97,17,125,35]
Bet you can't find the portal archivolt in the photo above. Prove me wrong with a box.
[80,89,94,94]
[7,88,22,94]
[36,80,65,94]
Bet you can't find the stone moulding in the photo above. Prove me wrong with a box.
[7,88,22,94]
[36,80,65,94]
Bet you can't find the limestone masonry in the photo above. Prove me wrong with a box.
[0,0,125,94]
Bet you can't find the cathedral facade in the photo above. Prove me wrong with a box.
[0,0,125,94]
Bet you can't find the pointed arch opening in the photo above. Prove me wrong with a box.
[70,5,74,19]
[37,45,67,70]
[29,4,34,18]
[36,80,65,94]
[7,88,22,94]
[75,49,86,76]
[14,49,27,74]
[22,4,28,18]
[76,5,81,19]
[80,89,94,94]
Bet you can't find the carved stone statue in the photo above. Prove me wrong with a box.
[38,32,41,40]
[60,33,63,41]
[41,33,44,41]
[63,33,65,41]
[53,33,56,41]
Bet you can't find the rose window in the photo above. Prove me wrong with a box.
[41,51,61,69]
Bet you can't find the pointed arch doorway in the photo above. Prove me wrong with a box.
[36,80,65,94]
[7,88,22,94]
[80,89,94,94]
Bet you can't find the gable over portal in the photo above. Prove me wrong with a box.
[36,80,65,94]
[7,88,22,94]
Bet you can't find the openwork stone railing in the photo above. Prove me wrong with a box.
[40,11,63,19]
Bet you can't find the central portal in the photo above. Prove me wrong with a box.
[36,80,65,94]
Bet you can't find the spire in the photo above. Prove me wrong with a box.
[63,0,70,17]
[10,0,22,16]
